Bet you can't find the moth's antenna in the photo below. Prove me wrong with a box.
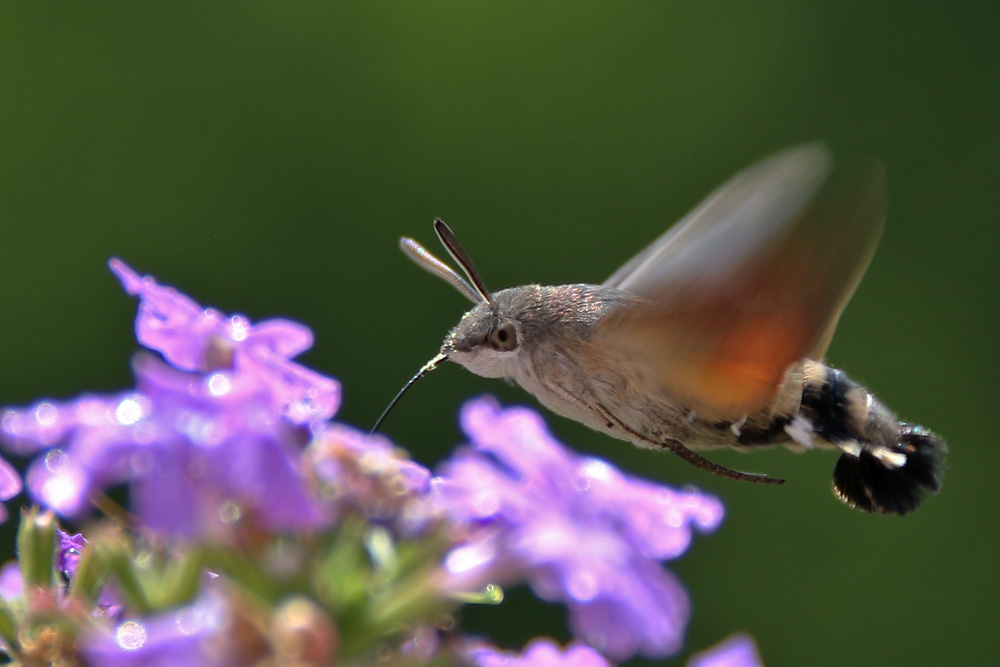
[433,219,494,305]
[372,352,447,434]
[400,237,481,303]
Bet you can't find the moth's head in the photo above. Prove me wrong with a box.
[442,298,522,379]
[372,220,493,435]
[396,219,527,379]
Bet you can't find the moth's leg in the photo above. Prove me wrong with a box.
[539,377,785,485]
[599,405,787,486]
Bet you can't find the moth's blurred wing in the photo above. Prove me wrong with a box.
[596,145,885,418]
[605,144,831,292]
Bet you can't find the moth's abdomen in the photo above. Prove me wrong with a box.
[799,365,947,515]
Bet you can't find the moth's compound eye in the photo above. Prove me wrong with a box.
[488,320,518,352]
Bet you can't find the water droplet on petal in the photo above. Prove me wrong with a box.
[482,583,504,604]
[218,500,242,525]
[35,403,57,426]
[229,316,250,342]
[1,410,21,436]
[45,449,68,473]
[115,397,145,426]
[175,605,205,635]
[206,373,231,397]
[115,620,147,650]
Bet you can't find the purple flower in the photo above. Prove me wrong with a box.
[434,397,724,662]
[79,594,228,667]
[1,261,335,537]
[467,638,613,667]
[108,258,340,425]
[57,530,86,577]
[687,634,763,667]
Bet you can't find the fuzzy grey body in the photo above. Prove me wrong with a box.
[443,282,945,514]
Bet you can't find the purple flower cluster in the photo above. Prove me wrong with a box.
[435,398,725,662]
[109,259,339,425]
[0,259,339,537]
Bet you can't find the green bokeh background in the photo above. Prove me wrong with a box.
[1,3,996,665]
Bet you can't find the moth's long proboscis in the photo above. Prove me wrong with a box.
[372,353,448,433]
[400,237,480,304]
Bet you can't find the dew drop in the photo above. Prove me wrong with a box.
[1,410,21,436]
[35,403,57,427]
[115,620,147,650]
[218,500,242,525]
[206,373,231,397]
[175,605,204,635]
[115,397,145,426]
[229,316,250,342]
[482,583,504,604]
[45,449,68,473]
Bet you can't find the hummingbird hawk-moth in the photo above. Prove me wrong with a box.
[376,144,946,515]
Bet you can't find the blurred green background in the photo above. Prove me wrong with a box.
[1,2,996,665]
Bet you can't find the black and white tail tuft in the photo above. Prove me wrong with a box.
[832,423,947,515]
